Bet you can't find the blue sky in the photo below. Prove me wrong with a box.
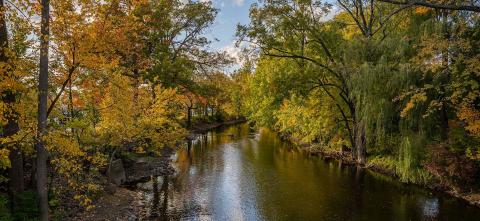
[206,0,255,48]
[201,0,257,63]
[201,0,338,68]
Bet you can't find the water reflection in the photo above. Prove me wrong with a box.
[141,123,480,221]
[147,175,169,219]
[420,198,439,218]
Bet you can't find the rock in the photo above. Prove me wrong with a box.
[135,176,165,191]
[107,159,126,186]
[127,215,137,221]
[186,133,197,140]
[123,153,175,184]
[105,182,117,194]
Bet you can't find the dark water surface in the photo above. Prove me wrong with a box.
[141,123,480,221]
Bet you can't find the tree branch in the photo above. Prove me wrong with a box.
[46,66,77,118]
[378,0,480,12]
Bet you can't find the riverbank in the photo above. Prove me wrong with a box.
[300,142,480,208]
[72,119,247,220]
[72,121,479,220]
[72,152,175,220]
[72,188,145,221]
[128,123,480,220]
[189,118,247,134]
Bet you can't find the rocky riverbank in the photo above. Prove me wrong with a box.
[72,148,176,220]
[72,119,247,220]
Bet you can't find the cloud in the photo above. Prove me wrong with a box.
[222,42,242,64]
[321,5,340,21]
[221,41,253,68]
[179,0,211,3]
[233,0,244,6]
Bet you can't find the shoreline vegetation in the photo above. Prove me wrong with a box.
[189,118,247,134]
[280,134,480,208]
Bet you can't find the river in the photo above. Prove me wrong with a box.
[138,123,480,220]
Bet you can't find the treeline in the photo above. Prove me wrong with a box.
[235,0,480,189]
[0,0,240,220]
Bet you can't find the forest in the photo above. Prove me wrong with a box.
[0,0,479,220]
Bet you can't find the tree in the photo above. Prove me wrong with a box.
[140,0,231,88]
[36,0,50,219]
[0,0,24,195]
[377,0,480,12]
[237,0,367,162]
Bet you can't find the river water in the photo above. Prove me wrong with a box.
[139,123,480,221]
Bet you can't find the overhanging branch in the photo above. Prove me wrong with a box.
[377,0,480,12]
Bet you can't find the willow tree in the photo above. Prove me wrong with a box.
[399,7,480,162]
[237,0,373,163]
[239,0,479,165]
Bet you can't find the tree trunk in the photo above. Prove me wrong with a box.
[347,102,357,161]
[8,149,24,192]
[354,121,367,165]
[346,76,366,165]
[439,11,450,140]
[4,93,24,194]
[36,0,50,220]
[0,0,25,194]
[187,107,192,128]
[4,98,25,194]
[132,69,140,122]
[68,78,76,140]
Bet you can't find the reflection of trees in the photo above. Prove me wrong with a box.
[150,175,171,220]
[152,123,265,219]
[160,175,170,219]
[151,177,159,217]
[148,123,467,220]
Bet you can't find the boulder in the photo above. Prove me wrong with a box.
[123,152,175,185]
[107,159,126,186]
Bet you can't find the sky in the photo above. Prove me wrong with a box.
[200,0,338,70]
[201,0,257,66]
